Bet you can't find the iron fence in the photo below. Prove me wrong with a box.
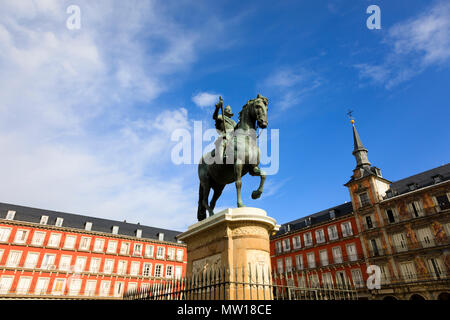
[123,264,358,300]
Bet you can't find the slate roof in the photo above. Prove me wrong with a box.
[386,163,450,198]
[271,202,354,239]
[0,202,182,244]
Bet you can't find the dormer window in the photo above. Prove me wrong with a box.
[55,217,64,227]
[158,233,164,241]
[432,175,442,184]
[40,215,49,225]
[136,229,142,238]
[386,189,393,198]
[112,226,119,235]
[329,210,336,220]
[408,183,418,191]
[85,222,92,231]
[305,217,312,227]
[6,210,15,220]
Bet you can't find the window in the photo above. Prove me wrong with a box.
[332,246,342,264]
[392,233,408,252]
[282,238,291,252]
[370,239,380,256]
[40,215,49,225]
[417,228,434,247]
[329,210,336,220]
[100,281,111,296]
[34,278,50,295]
[341,222,353,237]
[385,208,396,223]
[427,258,445,279]
[47,233,61,248]
[322,273,333,288]
[176,249,184,262]
[435,194,450,211]
[295,255,303,270]
[63,235,77,249]
[130,261,140,276]
[117,260,127,275]
[158,233,164,241]
[55,217,64,227]
[0,249,3,264]
[335,271,348,287]
[69,279,82,296]
[24,252,39,269]
[276,259,283,273]
[85,280,97,296]
[14,229,29,244]
[156,246,165,259]
[6,250,22,267]
[275,241,282,254]
[142,263,152,277]
[120,242,130,255]
[292,236,301,249]
[89,258,101,273]
[346,243,358,261]
[5,210,15,220]
[93,238,105,252]
[167,248,175,260]
[308,274,319,288]
[315,229,325,243]
[166,265,174,278]
[400,262,416,282]
[52,278,66,295]
[103,259,114,274]
[379,264,390,284]
[133,243,142,256]
[79,237,91,251]
[107,240,117,253]
[351,269,364,288]
[145,245,154,258]
[408,201,424,218]
[303,233,313,246]
[0,227,11,242]
[285,257,293,272]
[0,276,14,294]
[359,192,370,207]
[85,222,93,231]
[319,250,329,266]
[41,254,56,270]
[327,225,338,241]
[154,264,163,278]
[59,255,72,271]
[31,231,46,246]
[306,252,315,268]
[136,229,142,238]
[365,215,374,229]
[127,282,137,293]
[175,266,183,279]
[114,281,124,297]
[112,226,119,234]
[74,256,87,272]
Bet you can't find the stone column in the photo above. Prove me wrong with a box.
[177,207,279,300]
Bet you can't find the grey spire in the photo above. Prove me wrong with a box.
[351,122,370,168]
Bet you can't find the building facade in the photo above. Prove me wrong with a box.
[0,203,186,299]
[345,122,450,300]
[271,120,450,300]
[270,202,369,298]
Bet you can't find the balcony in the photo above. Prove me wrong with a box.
[361,220,379,231]
[383,206,443,226]
[390,238,449,254]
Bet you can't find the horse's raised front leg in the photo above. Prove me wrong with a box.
[234,163,245,207]
[250,166,266,199]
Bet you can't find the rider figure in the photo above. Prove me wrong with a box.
[212,96,236,163]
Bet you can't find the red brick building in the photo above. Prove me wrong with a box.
[0,203,186,299]
[270,202,368,297]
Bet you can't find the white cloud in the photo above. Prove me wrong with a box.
[355,1,450,88]
[0,0,224,230]
[192,92,222,108]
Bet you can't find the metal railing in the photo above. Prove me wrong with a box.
[123,265,359,300]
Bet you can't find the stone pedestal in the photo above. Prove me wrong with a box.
[177,207,280,300]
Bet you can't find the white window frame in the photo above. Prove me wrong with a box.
[346,243,358,261]
[167,247,176,260]
[106,240,117,254]
[282,238,291,252]
[117,260,128,275]
[275,241,282,254]
[154,264,164,278]
[31,231,46,246]
[85,222,92,231]
[306,252,315,269]
[319,249,329,266]
[55,217,64,227]
[114,281,124,297]
[59,255,72,271]
[176,249,184,262]
[156,246,165,259]
[142,263,152,277]
[328,225,338,241]
[351,269,364,288]
[295,254,303,270]
[133,243,142,256]
[285,257,293,272]
[130,261,140,276]
[276,259,283,273]
[34,277,50,295]
[85,280,97,296]
[0,227,12,242]
[145,245,154,258]
[39,215,49,225]
[292,236,301,249]
[68,278,82,296]
[315,229,325,243]
[24,252,39,269]
[120,242,130,255]
[5,210,15,220]
[0,276,14,294]
[14,229,29,244]
[79,237,91,251]
[93,238,105,252]
[74,256,87,273]
[341,222,353,237]
[47,233,61,248]
[6,250,22,267]
[63,235,77,249]
[89,257,101,273]
[41,253,56,270]
[166,265,174,278]
[100,280,111,297]
[332,246,343,264]
[103,259,115,274]
[303,232,313,246]
[52,278,66,295]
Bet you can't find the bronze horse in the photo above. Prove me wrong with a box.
[197,94,268,221]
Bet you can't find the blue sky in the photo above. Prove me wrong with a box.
[0,0,449,230]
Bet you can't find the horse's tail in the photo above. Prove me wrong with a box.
[197,183,206,221]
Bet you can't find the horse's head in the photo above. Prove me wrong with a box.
[251,93,268,129]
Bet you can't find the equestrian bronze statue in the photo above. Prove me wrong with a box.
[197,94,268,221]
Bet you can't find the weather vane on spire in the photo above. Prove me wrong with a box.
[347,109,355,124]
